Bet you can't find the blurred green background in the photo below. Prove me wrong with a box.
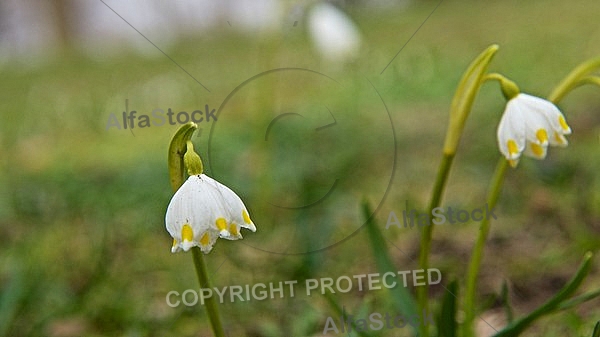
[0,0,599,336]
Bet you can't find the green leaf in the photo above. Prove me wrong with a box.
[323,293,375,337]
[443,44,498,155]
[557,288,600,312]
[592,321,600,337]
[362,200,418,335]
[167,122,198,192]
[493,252,593,337]
[0,264,26,337]
[500,280,513,323]
[548,57,600,103]
[437,279,458,337]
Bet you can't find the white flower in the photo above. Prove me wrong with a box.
[308,3,361,63]
[165,174,256,253]
[497,93,572,167]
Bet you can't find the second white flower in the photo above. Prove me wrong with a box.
[497,93,572,167]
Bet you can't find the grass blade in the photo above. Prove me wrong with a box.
[362,200,418,335]
[592,321,600,337]
[493,252,593,336]
[437,279,458,337]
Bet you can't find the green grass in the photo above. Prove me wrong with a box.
[1,0,600,336]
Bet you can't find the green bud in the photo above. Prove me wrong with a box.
[184,141,204,176]
[499,77,520,100]
[484,73,520,101]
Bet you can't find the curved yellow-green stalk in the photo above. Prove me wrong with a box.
[418,44,499,337]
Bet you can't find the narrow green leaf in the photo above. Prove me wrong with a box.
[362,200,418,335]
[0,264,26,337]
[592,321,600,337]
[168,122,198,191]
[548,57,600,103]
[443,44,499,155]
[323,293,375,337]
[493,252,593,337]
[437,279,458,337]
[500,280,513,323]
[556,288,600,312]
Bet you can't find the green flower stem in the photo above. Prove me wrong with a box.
[168,122,225,337]
[548,58,600,103]
[417,45,499,337]
[461,59,600,336]
[463,157,508,337]
[580,75,600,87]
[417,152,454,337]
[192,248,226,337]
[483,73,520,100]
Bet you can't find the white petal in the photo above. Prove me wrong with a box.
[198,230,219,254]
[202,175,257,234]
[523,141,548,159]
[519,93,571,135]
[166,176,221,236]
[497,93,572,165]
[521,109,552,146]
[497,99,526,160]
[166,175,226,253]
[550,131,569,147]
[181,239,195,252]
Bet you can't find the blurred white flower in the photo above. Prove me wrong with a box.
[166,174,256,253]
[497,93,572,167]
[307,2,361,63]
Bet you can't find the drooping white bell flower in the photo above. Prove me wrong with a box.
[497,93,572,167]
[307,2,361,63]
[166,174,256,253]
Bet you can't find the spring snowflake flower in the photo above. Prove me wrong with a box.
[166,174,256,253]
[497,93,572,167]
[308,2,361,63]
